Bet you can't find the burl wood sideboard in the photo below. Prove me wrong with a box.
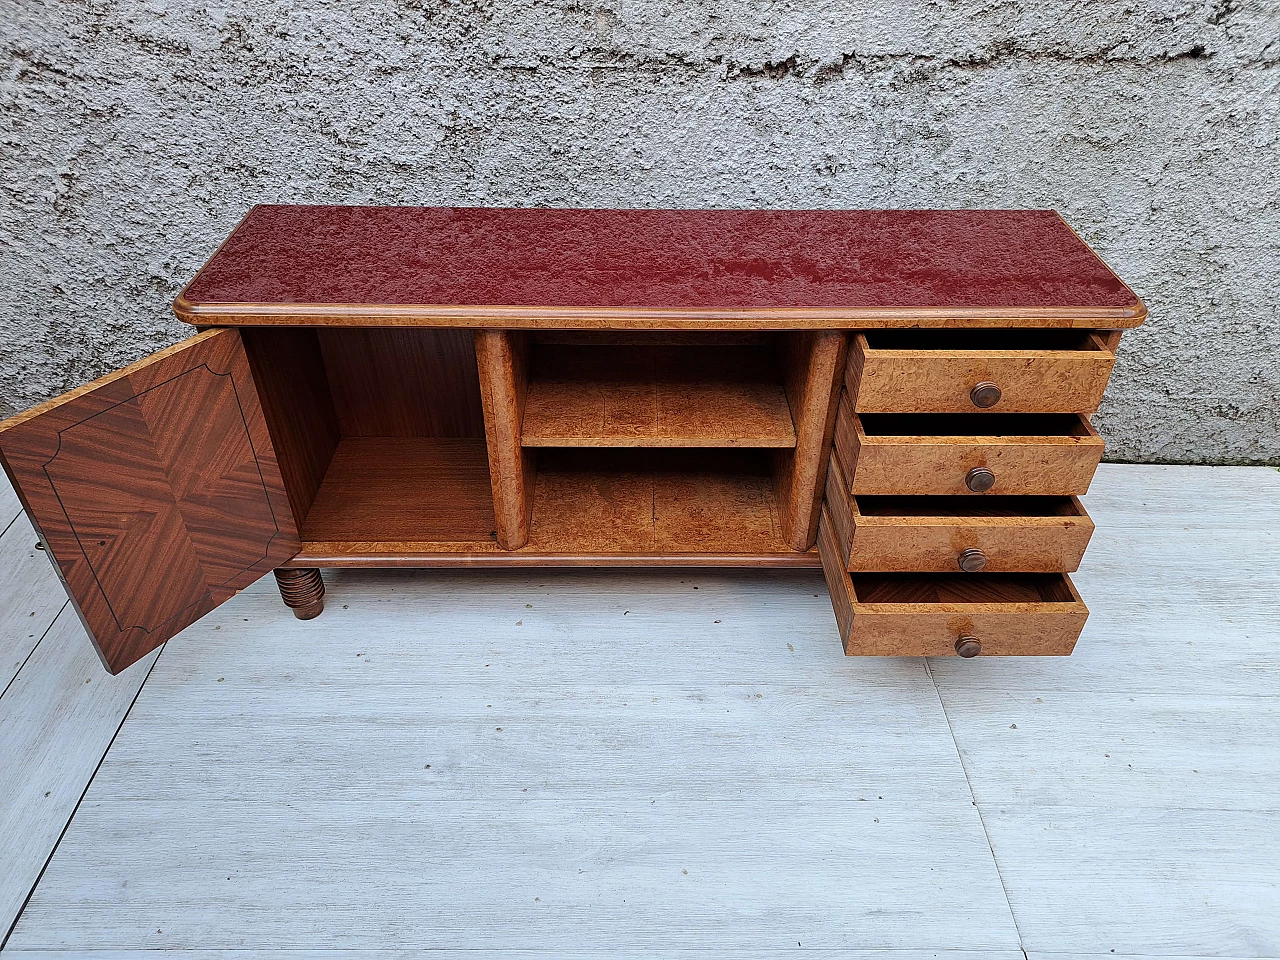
[0,207,1145,674]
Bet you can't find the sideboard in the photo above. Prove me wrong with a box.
[0,207,1145,673]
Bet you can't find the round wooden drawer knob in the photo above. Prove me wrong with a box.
[957,548,987,572]
[965,466,996,492]
[955,636,982,658]
[970,381,1002,408]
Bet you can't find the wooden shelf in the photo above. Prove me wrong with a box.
[301,438,496,543]
[521,345,796,448]
[525,449,792,555]
[291,448,814,566]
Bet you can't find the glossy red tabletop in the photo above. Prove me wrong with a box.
[176,207,1143,326]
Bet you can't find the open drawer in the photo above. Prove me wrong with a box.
[845,329,1116,414]
[832,393,1104,496]
[818,508,1089,656]
[824,453,1094,572]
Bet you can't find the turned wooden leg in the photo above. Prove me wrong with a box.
[274,568,325,620]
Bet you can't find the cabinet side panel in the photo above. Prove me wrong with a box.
[773,331,848,551]
[240,327,340,529]
[822,452,856,568]
[816,511,855,650]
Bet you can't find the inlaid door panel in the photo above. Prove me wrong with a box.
[0,329,300,674]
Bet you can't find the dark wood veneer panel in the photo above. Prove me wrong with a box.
[850,573,1071,604]
[319,328,485,438]
[0,330,300,673]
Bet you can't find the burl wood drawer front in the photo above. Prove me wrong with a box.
[818,509,1089,657]
[823,454,1094,573]
[846,329,1116,414]
[832,394,1104,496]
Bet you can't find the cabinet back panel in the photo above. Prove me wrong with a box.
[319,329,485,438]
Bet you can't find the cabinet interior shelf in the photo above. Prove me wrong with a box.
[296,442,810,566]
[520,343,796,448]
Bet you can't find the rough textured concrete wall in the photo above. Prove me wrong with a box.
[2,0,1276,462]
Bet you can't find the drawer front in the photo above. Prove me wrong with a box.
[823,454,1094,573]
[832,397,1104,496]
[846,331,1116,414]
[818,509,1089,657]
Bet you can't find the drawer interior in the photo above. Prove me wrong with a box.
[861,329,1105,352]
[850,572,1077,604]
[854,495,1083,519]
[858,412,1091,438]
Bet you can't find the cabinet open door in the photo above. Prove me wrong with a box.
[0,329,300,674]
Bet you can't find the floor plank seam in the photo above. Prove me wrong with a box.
[0,640,167,952]
[924,657,1028,959]
[0,600,68,703]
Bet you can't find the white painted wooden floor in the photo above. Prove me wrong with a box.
[1,464,1278,959]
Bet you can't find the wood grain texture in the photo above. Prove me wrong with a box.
[833,397,1104,497]
[819,509,1088,656]
[0,606,158,938]
[177,310,1147,330]
[239,327,340,530]
[284,543,820,568]
[0,330,300,674]
[521,344,795,447]
[526,449,787,557]
[533,330,776,345]
[300,438,496,544]
[824,453,1093,573]
[1098,329,1124,352]
[474,330,535,549]
[283,448,817,566]
[846,330,1116,414]
[773,331,847,551]
[319,328,485,437]
[273,567,325,619]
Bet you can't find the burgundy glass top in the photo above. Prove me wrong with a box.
[180,206,1138,313]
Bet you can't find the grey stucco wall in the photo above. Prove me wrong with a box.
[2,0,1276,462]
